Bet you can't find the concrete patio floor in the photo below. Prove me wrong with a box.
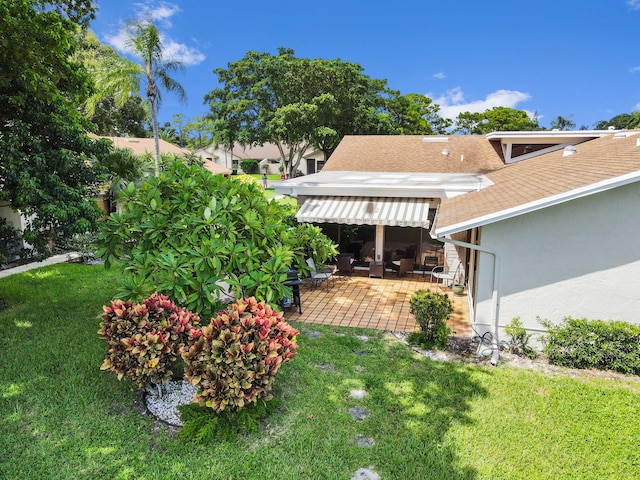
[283,268,472,336]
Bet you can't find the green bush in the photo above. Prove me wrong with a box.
[505,317,537,359]
[542,317,640,374]
[409,290,453,348]
[240,159,259,174]
[98,292,200,388]
[0,217,23,267]
[96,160,297,318]
[181,297,299,413]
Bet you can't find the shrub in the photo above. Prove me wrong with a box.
[409,290,453,348]
[181,297,299,413]
[542,317,640,375]
[240,159,259,174]
[96,161,297,318]
[98,292,200,388]
[505,317,537,359]
[0,217,23,268]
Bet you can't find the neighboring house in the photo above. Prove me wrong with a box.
[195,142,324,175]
[273,128,638,338]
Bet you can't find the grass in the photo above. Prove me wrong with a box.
[1,263,639,479]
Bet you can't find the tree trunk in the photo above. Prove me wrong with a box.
[150,99,161,177]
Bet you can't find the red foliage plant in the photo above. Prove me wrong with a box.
[181,297,299,413]
[98,292,200,388]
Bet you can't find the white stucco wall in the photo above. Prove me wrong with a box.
[474,182,640,337]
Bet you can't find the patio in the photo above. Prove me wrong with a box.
[283,268,471,336]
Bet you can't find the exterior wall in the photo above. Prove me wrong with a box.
[0,202,26,231]
[474,182,640,338]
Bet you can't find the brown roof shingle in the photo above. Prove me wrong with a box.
[436,131,640,233]
[323,135,506,174]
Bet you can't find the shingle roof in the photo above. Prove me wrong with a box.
[323,135,506,174]
[435,131,640,234]
[96,136,189,157]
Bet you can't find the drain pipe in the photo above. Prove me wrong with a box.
[431,232,502,365]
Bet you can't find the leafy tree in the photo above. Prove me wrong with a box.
[184,115,213,149]
[595,112,640,130]
[96,147,151,211]
[89,96,149,137]
[205,48,395,176]
[171,113,186,147]
[124,19,186,176]
[454,107,540,134]
[549,115,576,131]
[0,0,108,257]
[387,93,451,134]
[96,161,336,318]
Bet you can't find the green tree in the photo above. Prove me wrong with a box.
[96,161,336,318]
[454,107,540,134]
[125,19,186,176]
[206,48,395,176]
[184,115,213,149]
[96,147,151,211]
[0,0,108,257]
[595,112,640,130]
[89,96,149,137]
[549,115,576,131]
[387,93,451,134]
[171,113,186,147]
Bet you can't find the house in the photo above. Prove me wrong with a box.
[273,129,639,340]
[432,129,640,341]
[195,142,324,175]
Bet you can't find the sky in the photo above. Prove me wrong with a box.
[89,0,640,130]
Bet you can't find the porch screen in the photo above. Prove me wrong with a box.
[295,196,430,227]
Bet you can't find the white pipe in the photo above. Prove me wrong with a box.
[430,231,502,365]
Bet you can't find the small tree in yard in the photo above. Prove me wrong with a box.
[96,159,336,318]
[409,290,453,348]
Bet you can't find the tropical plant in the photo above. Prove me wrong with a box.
[409,290,453,348]
[124,19,186,176]
[240,159,259,174]
[181,297,299,413]
[96,160,324,318]
[98,292,200,388]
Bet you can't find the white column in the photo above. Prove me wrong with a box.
[375,225,385,262]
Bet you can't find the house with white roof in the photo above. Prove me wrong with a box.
[274,128,640,339]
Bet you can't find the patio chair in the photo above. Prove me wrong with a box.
[397,258,414,277]
[306,257,333,290]
[337,254,354,275]
[429,260,461,290]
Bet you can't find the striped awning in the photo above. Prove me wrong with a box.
[296,196,431,228]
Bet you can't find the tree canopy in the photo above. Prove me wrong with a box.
[453,107,541,134]
[205,48,396,176]
[387,93,451,134]
[0,0,108,257]
[595,112,640,130]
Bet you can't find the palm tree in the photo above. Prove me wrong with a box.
[126,19,186,176]
[98,147,152,212]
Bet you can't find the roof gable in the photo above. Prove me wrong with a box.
[435,131,640,235]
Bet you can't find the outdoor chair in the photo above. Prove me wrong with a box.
[397,258,414,277]
[306,257,333,290]
[337,254,354,275]
[429,260,461,291]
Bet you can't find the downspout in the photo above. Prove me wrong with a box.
[430,211,502,365]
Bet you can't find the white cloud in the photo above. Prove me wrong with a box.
[134,1,181,26]
[630,66,640,73]
[628,0,640,10]
[104,1,205,66]
[163,38,206,66]
[432,72,446,80]
[431,88,532,119]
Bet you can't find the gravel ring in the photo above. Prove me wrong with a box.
[144,380,198,427]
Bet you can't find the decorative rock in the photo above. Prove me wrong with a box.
[354,435,375,447]
[349,389,367,399]
[356,335,369,342]
[145,380,197,426]
[352,468,380,480]
[306,331,322,338]
[349,406,370,421]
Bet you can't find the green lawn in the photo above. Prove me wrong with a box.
[1,263,639,479]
